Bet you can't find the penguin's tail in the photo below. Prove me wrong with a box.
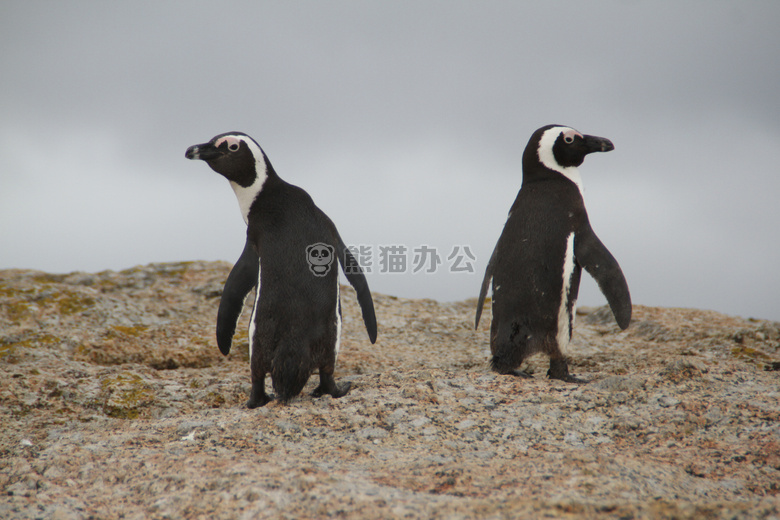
[490,320,537,372]
[271,341,311,402]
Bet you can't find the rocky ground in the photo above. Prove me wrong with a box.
[1,261,779,519]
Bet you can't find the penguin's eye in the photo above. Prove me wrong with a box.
[215,136,243,152]
[561,129,582,145]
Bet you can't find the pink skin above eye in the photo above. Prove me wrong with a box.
[562,129,583,143]
[214,136,242,150]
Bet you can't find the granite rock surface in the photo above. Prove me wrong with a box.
[1,261,779,519]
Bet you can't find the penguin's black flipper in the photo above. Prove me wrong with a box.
[216,238,259,355]
[574,227,632,329]
[475,243,498,329]
[337,238,378,344]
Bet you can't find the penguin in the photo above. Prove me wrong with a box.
[185,132,377,407]
[475,125,631,383]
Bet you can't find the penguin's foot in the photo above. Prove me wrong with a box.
[506,369,533,379]
[555,373,589,384]
[246,396,273,410]
[547,359,588,384]
[312,381,351,399]
[490,356,532,378]
[246,395,272,408]
[246,383,272,408]
[312,374,352,399]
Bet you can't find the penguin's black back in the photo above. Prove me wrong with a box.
[491,176,585,338]
[249,176,341,398]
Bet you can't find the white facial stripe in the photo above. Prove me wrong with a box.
[232,135,266,163]
[220,135,269,224]
[214,135,242,149]
[557,232,576,354]
[537,127,584,196]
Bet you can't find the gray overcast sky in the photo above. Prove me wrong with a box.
[2,1,779,321]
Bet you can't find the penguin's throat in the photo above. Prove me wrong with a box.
[230,168,267,224]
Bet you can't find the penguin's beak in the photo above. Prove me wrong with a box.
[185,143,222,161]
[582,135,614,154]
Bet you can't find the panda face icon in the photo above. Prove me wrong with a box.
[306,243,335,276]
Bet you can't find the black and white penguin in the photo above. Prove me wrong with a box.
[185,132,377,407]
[475,125,631,382]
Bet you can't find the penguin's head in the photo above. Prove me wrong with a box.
[525,124,613,171]
[185,132,270,187]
